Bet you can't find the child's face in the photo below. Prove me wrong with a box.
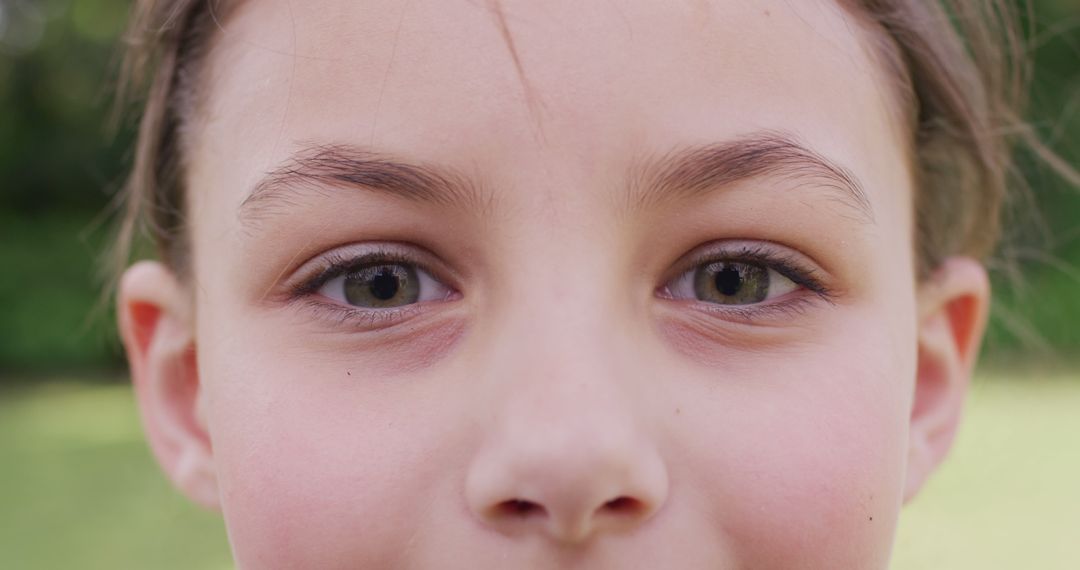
[120,0,990,567]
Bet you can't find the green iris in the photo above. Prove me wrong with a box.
[693,261,769,305]
[343,264,420,308]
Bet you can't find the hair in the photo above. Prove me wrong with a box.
[110,0,1077,286]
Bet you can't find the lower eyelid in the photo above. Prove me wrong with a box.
[301,283,466,332]
[706,296,820,319]
[301,297,424,331]
[659,292,828,326]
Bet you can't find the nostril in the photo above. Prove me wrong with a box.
[496,499,547,518]
[600,496,643,514]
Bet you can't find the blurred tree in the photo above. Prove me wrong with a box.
[985,0,1080,357]
[1,0,131,213]
[1,0,131,375]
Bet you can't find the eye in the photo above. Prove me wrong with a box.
[319,262,451,308]
[666,260,799,305]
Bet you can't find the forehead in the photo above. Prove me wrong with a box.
[191,0,910,225]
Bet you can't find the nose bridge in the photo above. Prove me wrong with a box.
[493,223,630,363]
[486,236,638,440]
[465,243,668,544]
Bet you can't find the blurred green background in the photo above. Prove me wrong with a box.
[0,0,1076,568]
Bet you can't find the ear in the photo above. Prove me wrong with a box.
[904,256,990,502]
[118,260,219,509]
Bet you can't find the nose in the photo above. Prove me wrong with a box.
[464,321,669,544]
[466,414,668,544]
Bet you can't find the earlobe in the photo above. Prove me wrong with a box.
[118,261,219,510]
[904,257,990,502]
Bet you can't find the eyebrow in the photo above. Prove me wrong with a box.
[238,144,491,226]
[629,130,874,223]
[238,131,873,227]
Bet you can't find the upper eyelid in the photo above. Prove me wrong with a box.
[664,241,821,282]
[286,243,456,299]
[680,241,806,264]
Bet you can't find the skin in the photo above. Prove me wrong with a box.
[118,0,991,568]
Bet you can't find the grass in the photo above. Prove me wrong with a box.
[893,373,1080,569]
[0,382,231,570]
[1,375,1077,569]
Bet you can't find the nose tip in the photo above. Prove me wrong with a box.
[466,441,669,544]
[480,493,662,543]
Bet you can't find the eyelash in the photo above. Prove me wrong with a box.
[287,243,834,330]
[288,247,451,330]
[660,244,835,321]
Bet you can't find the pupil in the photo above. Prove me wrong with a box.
[714,265,742,296]
[369,269,400,300]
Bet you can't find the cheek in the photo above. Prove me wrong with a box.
[669,320,913,568]
[189,241,476,566]
[198,334,470,568]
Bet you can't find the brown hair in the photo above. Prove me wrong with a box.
[111,0,1076,284]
